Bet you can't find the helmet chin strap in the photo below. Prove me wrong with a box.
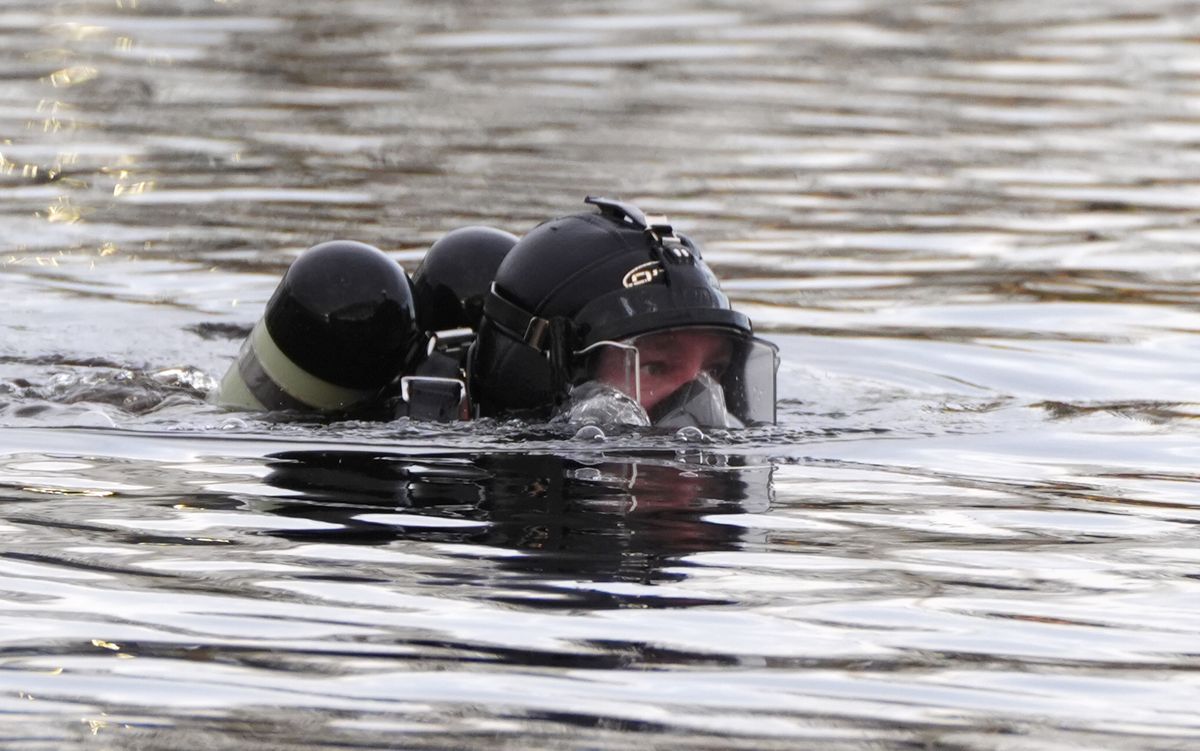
[483,282,560,353]
[481,283,576,398]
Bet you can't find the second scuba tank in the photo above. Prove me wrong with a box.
[217,240,421,414]
[410,226,518,334]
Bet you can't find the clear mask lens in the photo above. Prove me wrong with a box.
[560,327,779,429]
[648,371,744,429]
[555,341,649,428]
[557,381,651,428]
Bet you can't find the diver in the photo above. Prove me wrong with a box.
[215,196,779,429]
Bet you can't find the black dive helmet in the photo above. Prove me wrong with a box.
[471,196,778,425]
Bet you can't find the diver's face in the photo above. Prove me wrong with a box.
[595,329,733,413]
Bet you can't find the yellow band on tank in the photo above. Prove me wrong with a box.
[250,319,377,410]
[215,361,267,411]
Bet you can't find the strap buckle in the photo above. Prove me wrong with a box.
[643,214,692,262]
[427,327,474,355]
[398,376,467,421]
[523,316,550,349]
[485,283,555,351]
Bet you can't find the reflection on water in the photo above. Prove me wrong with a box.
[261,450,768,588]
[2,0,1200,747]
[0,428,1197,748]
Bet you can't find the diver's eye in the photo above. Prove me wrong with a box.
[705,359,731,380]
[641,361,669,377]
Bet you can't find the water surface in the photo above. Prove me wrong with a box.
[2,0,1200,748]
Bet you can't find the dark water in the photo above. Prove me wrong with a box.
[3,1,1200,748]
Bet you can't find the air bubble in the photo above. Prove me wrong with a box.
[574,425,606,441]
[76,410,116,428]
[674,426,706,443]
[220,417,248,431]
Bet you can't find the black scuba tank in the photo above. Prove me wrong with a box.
[382,226,517,421]
[216,240,422,414]
[410,226,518,334]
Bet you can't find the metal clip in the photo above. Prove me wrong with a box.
[523,316,550,349]
[427,327,475,356]
[399,376,468,421]
[644,214,692,262]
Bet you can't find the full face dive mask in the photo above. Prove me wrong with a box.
[558,326,779,429]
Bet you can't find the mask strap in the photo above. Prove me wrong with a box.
[483,283,555,350]
[545,319,573,397]
[481,284,577,400]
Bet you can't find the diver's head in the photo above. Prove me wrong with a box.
[470,197,778,428]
